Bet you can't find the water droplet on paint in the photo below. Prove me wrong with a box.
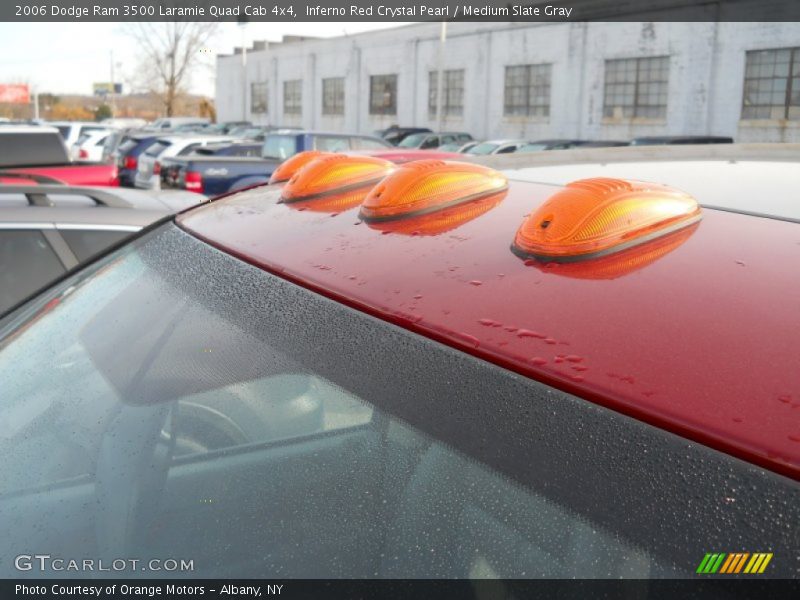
[518,329,546,339]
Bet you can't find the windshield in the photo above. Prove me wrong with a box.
[262,134,298,159]
[466,142,499,155]
[0,223,793,579]
[144,141,170,157]
[398,133,427,147]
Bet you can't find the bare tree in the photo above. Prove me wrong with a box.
[127,22,217,116]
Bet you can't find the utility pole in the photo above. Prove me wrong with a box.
[240,22,248,121]
[109,50,116,118]
[435,21,447,134]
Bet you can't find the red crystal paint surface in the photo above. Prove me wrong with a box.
[178,181,800,480]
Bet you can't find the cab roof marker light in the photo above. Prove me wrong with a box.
[279,154,394,204]
[359,160,508,222]
[268,151,333,185]
[512,177,702,263]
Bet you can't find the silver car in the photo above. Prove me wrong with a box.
[0,183,204,315]
[134,135,234,190]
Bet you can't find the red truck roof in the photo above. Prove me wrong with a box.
[9,164,119,187]
[0,127,119,187]
[178,158,800,481]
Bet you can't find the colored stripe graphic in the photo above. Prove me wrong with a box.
[736,553,751,573]
[698,552,773,575]
[719,554,736,574]
[696,554,713,574]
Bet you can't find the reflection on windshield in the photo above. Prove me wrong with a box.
[0,227,674,579]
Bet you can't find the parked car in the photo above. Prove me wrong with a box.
[134,135,234,189]
[0,184,204,315]
[200,121,252,135]
[112,133,161,187]
[159,142,264,193]
[228,125,303,141]
[47,121,114,147]
[398,131,474,150]
[159,131,392,196]
[144,117,211,132]
[70,129,113,162]
[464,140,528,155]
[342,149,464,163]
[375,126,432,146]
[263,131,392,159]
[629,136,734,146]
[0,150,796,580]
[517,140,628,153]
[100,118,148,129]
[0,126,118,186]
[439,140,480,153]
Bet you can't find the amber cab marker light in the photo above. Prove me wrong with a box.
[268,150,333,185]
[280,154,394,204]
[512,177,702,263]
[359,160,508,222]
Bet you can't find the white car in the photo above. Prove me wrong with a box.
[144,117,210,132]
[48,121,114,147]
[134,135,233,189]
[463,139,528,155]
[100,117,147,129]
[70,129,113,162]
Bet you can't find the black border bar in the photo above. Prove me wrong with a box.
[4,579,800,599]
[3,0,800,22]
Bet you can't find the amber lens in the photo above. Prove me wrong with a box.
[359,160,508,222]
[269,151,335,185]
[280,154,394,203]
[512,178,701,262]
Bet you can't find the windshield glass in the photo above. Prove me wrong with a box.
[0,223,793,579]
[398,133,427,147]
[466,142,499,155]
[262,134,298,159]
[144,141,170,157]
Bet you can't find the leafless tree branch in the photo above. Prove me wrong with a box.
[125,22,217,116]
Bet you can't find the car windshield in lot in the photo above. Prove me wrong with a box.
[466,142,500,155]
[144,141,170,157]
[262,134,298,159]
[398,133,427,148]
[0,223,795,579]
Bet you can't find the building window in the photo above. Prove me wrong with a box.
[503,64,551,118]
[283,80,302,116]
[369,74,397,115]
[428,69,465,117]
[603,56,669,120]
[742,48,800,120]
[251,82,268,114]
[322,77,345,116]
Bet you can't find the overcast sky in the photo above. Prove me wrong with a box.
[0,22,407,97]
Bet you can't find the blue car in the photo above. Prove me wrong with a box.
[115,133,160,187]
[160,131,391,197]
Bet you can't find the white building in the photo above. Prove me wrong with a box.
[215,21,800,142]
